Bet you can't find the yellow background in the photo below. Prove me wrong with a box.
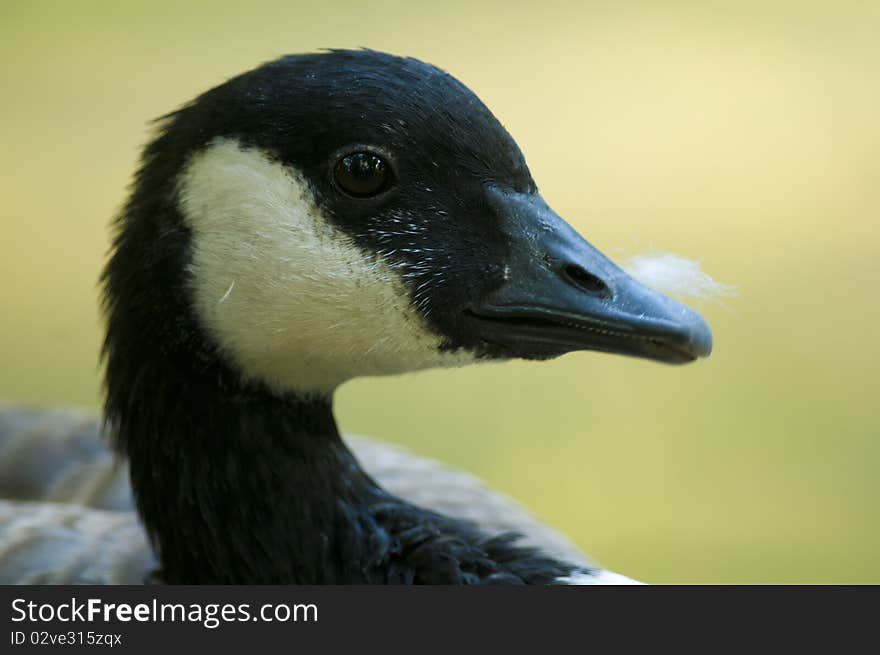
[1,1,878,582]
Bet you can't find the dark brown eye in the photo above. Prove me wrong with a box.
[334,152,390,197]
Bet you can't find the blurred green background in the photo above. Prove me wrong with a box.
[1,1,878,582]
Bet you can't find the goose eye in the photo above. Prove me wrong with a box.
[334,152,390,197]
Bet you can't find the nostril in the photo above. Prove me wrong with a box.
[563,264,611,297]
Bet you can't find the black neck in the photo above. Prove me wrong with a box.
[107,361,578,585]
[112,370,390,583]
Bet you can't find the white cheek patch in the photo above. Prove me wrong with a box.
[623,253,734,301]
[177,138,475,394]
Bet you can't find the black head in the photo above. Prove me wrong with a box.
[103,49,711,400]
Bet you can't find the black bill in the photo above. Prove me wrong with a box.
[466,189,713,364]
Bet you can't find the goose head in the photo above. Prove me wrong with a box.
[105,49,710,402]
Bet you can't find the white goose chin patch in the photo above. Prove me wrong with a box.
[177,138,475,395]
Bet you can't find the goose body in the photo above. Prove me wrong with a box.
[1,50,713,584]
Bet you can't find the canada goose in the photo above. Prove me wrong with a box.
[0,50,714,584]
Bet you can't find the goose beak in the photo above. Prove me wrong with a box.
[465,189,712,364]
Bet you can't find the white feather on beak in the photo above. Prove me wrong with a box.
[623,253,734,301]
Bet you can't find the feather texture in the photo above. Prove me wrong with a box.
[0,405,604,583]
[624,253,733,300]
